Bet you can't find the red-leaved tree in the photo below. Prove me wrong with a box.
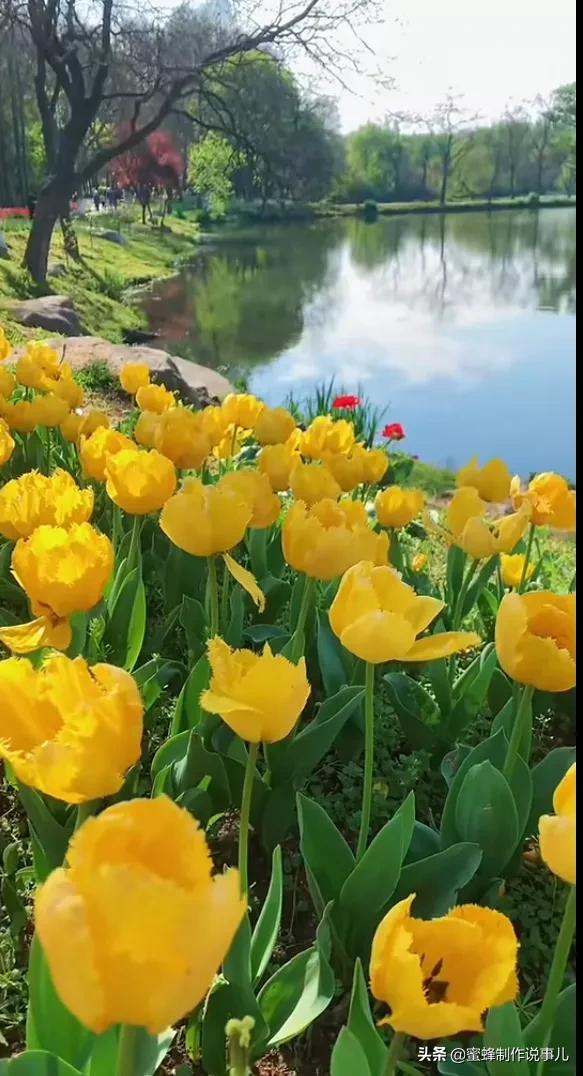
[112,130,184,222]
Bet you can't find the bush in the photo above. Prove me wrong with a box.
[362,198,379,221]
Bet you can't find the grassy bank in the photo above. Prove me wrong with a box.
[0,213,201,344]
[226,193,576,223]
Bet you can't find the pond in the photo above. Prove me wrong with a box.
[139,209,576,479]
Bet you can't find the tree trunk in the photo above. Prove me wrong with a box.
[60,209,81,261]
[439,165,448,207]
[23,183,69,283]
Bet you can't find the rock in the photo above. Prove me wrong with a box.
[8,295,82,336]
[47,263,67,279]
[8,335,233,406]
[0,233,10,260]
[122,328,160,345]
[94,229,128,247]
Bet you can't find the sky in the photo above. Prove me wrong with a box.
[290,0,577,132]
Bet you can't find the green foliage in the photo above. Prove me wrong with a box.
[188,134,241,220]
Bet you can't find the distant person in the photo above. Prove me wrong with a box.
[27,194,37,219]
[93,190,100,212]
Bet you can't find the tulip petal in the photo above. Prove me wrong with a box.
[341,610,417,664]
[553,762,576,818]
[0,615,71,655]
[386,1000,485,1038]
[402,596,445,635]
[405,631,482,662]
[539,814,576,885]
[223,553,266,612]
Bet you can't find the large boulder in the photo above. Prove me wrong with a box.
[12,335,233,407]
[94,229,128,247]
[7,295,82,336]
[0,233,10,260]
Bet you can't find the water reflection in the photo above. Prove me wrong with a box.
[140,209,575,476]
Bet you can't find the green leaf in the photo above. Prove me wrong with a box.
[392,843,483,917]
[446,545,466,609]
[244,624,290,644]
[16,786,73,881]
[331,1028,372,1076]
[258,931,335,1047]
[151,730,190,782]
[26,936,94,1070]
[247,528,269,578]
[132,658,184,715]
[488,668,513,716]
[317,610,348,696]
[0,1053,82,1076]
[484,1004,528,1076]
[404,821,441,863]
[527,747,577,835]
[427,658,453,717]
[297,794,355,915]
[226,586,245,647]
[345,960,387,1076]
[454,762,519,879]
[524,983,576,1071]
[383,672,442,751]
[260,782,296,852]
[170,654,210,735]
[461,556,498,617]
[251,846,284,984]
[179,595,206,660]
[104,567,146,671]
[440,729,507,848]
[266,686,364,786]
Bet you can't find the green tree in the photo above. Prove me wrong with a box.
[188,133,241,218]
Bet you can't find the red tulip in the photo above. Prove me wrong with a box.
[382,422,405,441]
[332,395,361,411]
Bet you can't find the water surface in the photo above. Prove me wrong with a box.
[140,209,576,477]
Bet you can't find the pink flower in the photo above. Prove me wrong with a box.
[333,395,362,411]
[382,422,405,441]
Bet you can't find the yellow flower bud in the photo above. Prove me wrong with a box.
[330,560,480,664]
[134,409,159,448]
[59,413,84,444]
[0,365,15,398]
[78,409,110,439]
[199,405,229,447]
[136,382,176,414]
[0,327,12,362]
[300,415,355,459]
[30,392,70,428]
[511,472,576,530]
[324,446,368,492]
[258,443,299,492]
[53,376,85,409]
[290,460,341,506]
[0,653,143,803]
[12,522,113,620]
[539,763,576,885]
[2,400,37,434]
[153,407,211,470]
[220,469,281,529]
[105,448,177,515]
[119,362,150,395]
[361,447,389,485]
[376,487,425,529]
[35,797,245,1033]
[80,426,137,482]
[0,418,15,466]
[500,553,535,589]
[411,553,428,573]
[0,469,93,541]
[495,591,576,692]
[253,406,296,446]
[283,498,389,581]
[221,392,264,430]
[202,636,310,742]
[370,894,518,1039]
[457,456,512,502]
[160,477,252,556]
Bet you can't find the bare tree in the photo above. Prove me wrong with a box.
[426,93,480,206]
[500,103,530,197]
[528,95,554,194]
[0,0,373,282]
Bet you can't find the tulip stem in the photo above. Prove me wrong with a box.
[239,742,258,899]
[74,801,96,832]
[384,1031,405,1076]
[289,575,315,663]
[221,562,231,633]
[127,514,142,573]
[534,885,576,1076]
[503,683,535,781]
[356,662,376,862]
[115,1024,139,1076]
[452,559,479,629]
[518,523,536,592]
[207,556,220,638]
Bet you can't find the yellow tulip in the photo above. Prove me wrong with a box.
[199,404,229,447]
[134,409,160,448]
[136,382,176,414]
[324,446,367,492]
[539,763,576,885]
[300,415,355,459]
[361,447,389,485]
[221,392,264,430]
[290,460,341,506]
[30,392,69,428]
[412,553,428,573]
[53,376,85,409]
[500,553,535,589]
[253,405,296,445]
[2,400,37,434]
[201,636,310,742]
[16,354,53,391]
[0,326,12,362]
[80,426,137,482]
[0,469,93,541]
[219,469,281,529]
[153,407,211,470]
[427,487,530,559]
[59,413,84,444]
[120,362,151,395]
[258,443,299,492]
[283,498,389,581]
[213,424,250,460]
[0,366,15,397]
[0,418,15,466]
[105,448,177,515]
[495,591,576,692]
[457,456,512,502]
[376,487,425,529]
[78,409,110,439]
[370,894,518,1038]
[0,653,143,802]
[12,522,113,621]
[35,796,245,1033]
[160,477,252,556]
[511,472,576,531]
[330,560,481,664]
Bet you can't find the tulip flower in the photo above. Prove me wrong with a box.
[219,469,281,529]
[427,486,531,559]
[290,460,341,506]
[153,406,211,470]
[382,422,405,441]
[332,394,361,410]
[35,797,245,1034]
[200,404,229,447]
[300,415,355,459]
[119,362,150,395]
[258,442,299,492]
[0,469,94,541]
[0,653,143,802]
[221,392,264,431]
[496,591,576,693]
[52,375,84,409]
[161,477,252,557]
[361,447,390,484]
[30,392,70,428]
[80,426,136,482]
[59,412,84,444]
[105,448,177,515]
[0,418,15,466]
[16,346,59,390]
[370,894,518,1039]
[134,409,160,448]
[457,456,512,502]
[539,763,576,885]
[283,498,389,581]
[511,472,576,531]
[253,405,296,445]
[376,487,425,529]
[78,409,110,438]
[0,365,15,397]
[2,400,37,434]
[500,553,535,589]
[135,382,176,414]
[0,326,12,362]
[324,445,368,492]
